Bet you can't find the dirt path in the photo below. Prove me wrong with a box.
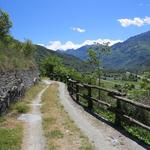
[57,81,146,150]
[17,80,146,150]
[18,81,50,150]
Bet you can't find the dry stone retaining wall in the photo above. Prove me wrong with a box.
[0,69,39,114]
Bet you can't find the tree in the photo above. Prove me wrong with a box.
[87,42,110,99]
[22,40,36,57]
[140,72,150,97]
[0,9,12,39]
[40,56,62,76]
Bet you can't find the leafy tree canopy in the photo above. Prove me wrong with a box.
[0,9,12,39]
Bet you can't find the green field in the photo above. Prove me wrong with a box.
[101,79,140,89]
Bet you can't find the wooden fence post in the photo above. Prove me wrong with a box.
[66,76,69,86]
[76,82,79,102]
[71,81,74,95]
[62,75,64,82]
[53,74,55,80]
[52,74,54,80]
[52,73,53,80]
[69,80,73,95]
[115,99,121,127]
[87,86,93,111]
[64,75,67,83]
[68,80,70,93]
[60,75,62,82]
[56,74,58,81]
[59,75,61,81]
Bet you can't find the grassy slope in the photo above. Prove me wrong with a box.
[0,39,36,71]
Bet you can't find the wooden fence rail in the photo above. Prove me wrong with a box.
[49,73,150,132]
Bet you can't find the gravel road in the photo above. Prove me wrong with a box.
[57,81,146,150]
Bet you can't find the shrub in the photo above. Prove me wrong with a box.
[15,102,29,113]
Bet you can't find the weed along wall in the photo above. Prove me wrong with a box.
[0,69,39,114]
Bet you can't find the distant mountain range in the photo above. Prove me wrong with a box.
[58,45,92,60]
[59,30,150,72]
[35,45,91,72]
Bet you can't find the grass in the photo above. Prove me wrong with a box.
[0,81,45,150]
[41,82,95,150]
[123,124,150,145]
[0,125,22,150]
[10,82,45,114]
[14,102,29,113]
[0,115,23,150]
[101,79,139,89]
[46,129,64,139]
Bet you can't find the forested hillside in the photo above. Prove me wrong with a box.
[35,45,91,72]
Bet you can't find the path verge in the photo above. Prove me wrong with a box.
[0,82,44,150]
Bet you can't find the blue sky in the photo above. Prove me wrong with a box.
[0,0,150,50]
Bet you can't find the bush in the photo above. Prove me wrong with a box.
[15,102,29,113]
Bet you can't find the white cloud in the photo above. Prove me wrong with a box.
[118,16,150,27]
[72,27,86,33]
[46,41,80,50]
[40,39,122,51]
[144,16,150,24]
[37,43,45,46]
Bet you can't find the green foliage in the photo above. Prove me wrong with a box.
[0,9,36,70]
[123,124,150,145]
[40,56,62,76]
[15,102,29,113]
[22,39,36,57]
[123,83,135,91]
[87,48,99,69]
[40,55,83,80]
[114,84,122,92]
[140,72,150,97]
[0,125,22,150]
[87,42,110,87]
[0,9,12,39]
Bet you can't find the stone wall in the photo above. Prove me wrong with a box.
[0,69,39,94]
[0,69,39,114]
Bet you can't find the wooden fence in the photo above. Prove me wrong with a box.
[49,73,150,132]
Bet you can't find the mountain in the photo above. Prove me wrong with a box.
[61,31,150,72]
[61,45,92,60]
[104,30,150,71]
[35,45,90,72]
